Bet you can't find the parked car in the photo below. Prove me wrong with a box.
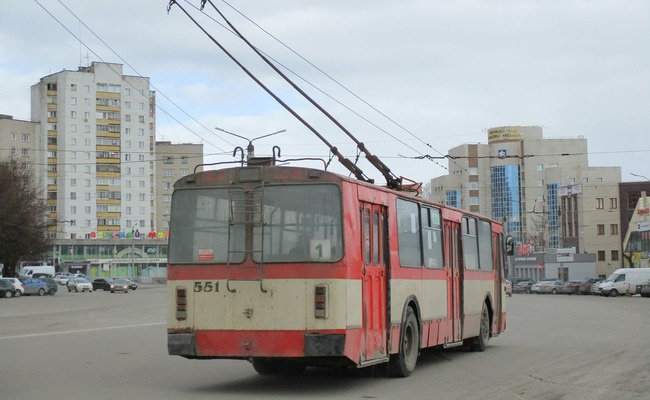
[513,280,535,294]
[504,280,512,297]
[67,278,93,292]
[531,279,556,294]
[21,278,48,296]
[538,280,565,294]
[578,278,603,295]
[39,277,58,295]
[109,278,131,293]
[640,279,650,297]
[592,280,605,295]
[92,278,115,291]
[1,278,24,297]
[562,280,581,295]
[0,279,17,298]
[54,273,71,285]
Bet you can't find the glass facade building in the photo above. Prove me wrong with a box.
[546,183,560,249]
[446,189,461,208]
[491,165,522,244]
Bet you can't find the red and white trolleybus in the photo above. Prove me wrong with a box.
[167,164,509,376]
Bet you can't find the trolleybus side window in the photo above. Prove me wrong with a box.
[421,207,444,269]
[462,216,479,270]
[397,198,421,267]
[478,219,494,271]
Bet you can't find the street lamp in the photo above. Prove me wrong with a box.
[630,172,650,181]
[131,222,138,278]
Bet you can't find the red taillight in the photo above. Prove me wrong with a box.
[176,287,187,320]
[314,284,328,319]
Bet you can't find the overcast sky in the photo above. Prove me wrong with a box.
[1,0,649,185]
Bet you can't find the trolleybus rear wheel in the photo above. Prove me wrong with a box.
[387,306,419,377]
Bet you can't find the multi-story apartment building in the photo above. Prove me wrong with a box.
[431,125,622,277]
[31,62,156,239]
[154,141,204,232]
[0,114,42,183]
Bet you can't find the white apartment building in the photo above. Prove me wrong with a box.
[155,141,204,232]
[30,62,156,239]
[431,125,622,277]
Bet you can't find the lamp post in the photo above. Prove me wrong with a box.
[131,222,138,278]
[630,172,650,181]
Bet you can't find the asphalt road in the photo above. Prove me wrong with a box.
[1,287,649,399]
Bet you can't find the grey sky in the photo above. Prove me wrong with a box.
[1,0,649,185]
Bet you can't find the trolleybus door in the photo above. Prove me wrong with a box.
[445,221,462,343]
[360,202,388,361]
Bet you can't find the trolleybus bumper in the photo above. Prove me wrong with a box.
[168,333,196,356]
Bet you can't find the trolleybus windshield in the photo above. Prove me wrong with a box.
[169,184,343,264]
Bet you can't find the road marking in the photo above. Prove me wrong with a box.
[0,322,166,340]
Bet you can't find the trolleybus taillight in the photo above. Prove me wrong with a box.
[176,287,187,320]
[314,284,329,319]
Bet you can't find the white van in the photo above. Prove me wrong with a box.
[599,268,650,297]
[18,265,55,279]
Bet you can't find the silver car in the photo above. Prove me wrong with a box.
[67,278,93,292]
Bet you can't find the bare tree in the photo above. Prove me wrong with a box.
[0,159,51,277]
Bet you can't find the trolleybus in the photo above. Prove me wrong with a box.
[167,164,509,376]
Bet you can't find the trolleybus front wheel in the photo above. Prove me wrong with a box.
[469,303,490,352]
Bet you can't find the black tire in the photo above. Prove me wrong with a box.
[251,359,279,375]
[49,289,56,295]
[125,289,129,294]
[387,306,419,377]
[470,303,490,352]
[610,289,618,297]
[38,288,45,296]
[14,291,21,298]
[3,291,12,298]
[552,289,557,294]
[110,290,115,293]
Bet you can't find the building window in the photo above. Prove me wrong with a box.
[537,179,544,187]
[181,156,188,164]
[164,156,173,164]
[71,97,77,105]
[163,169,173,177]
[597,224,605,235]
[598,251,606,261]
[125,115,131,122]
[610,224,618,235]
[609,198,618,209]
[611,250,619,261]
[536,164,543,172]
[596,198,604,209]
[22,133,30,142]
[71,192,76,200]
